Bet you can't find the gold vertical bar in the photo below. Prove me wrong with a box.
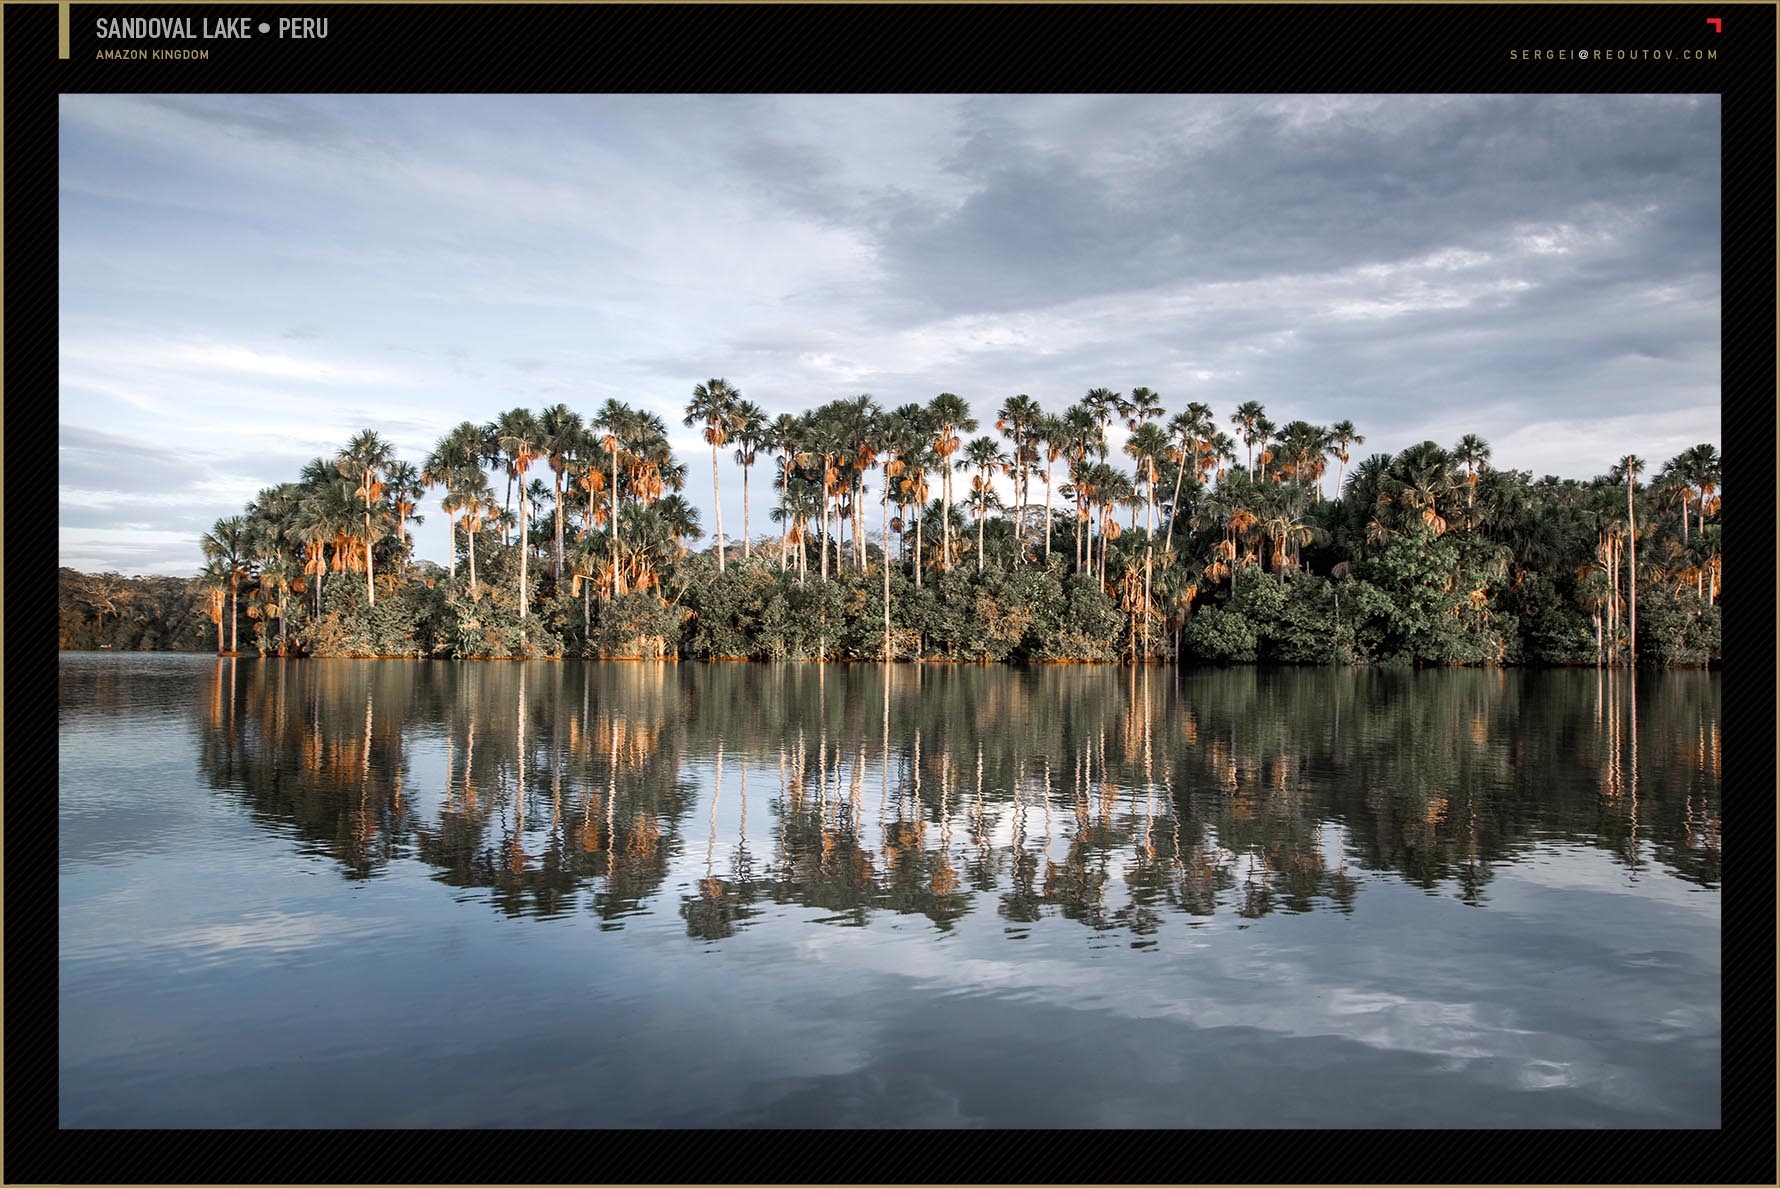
[59,1,71,59]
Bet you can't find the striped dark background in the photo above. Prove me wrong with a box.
[7,2,1773,1181]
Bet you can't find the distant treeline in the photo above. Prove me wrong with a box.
[65,386,1723,666]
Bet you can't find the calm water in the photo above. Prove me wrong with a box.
[59,654,1721,1127]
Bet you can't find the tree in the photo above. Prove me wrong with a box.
[423,422,486,580]
[1684,443,1720,540]
[1230,401,1269,479]
[1453,434,1492,524]
[1326,420,1365,503]
[961,435,1008,573]
[927,392,976,574]
[1162,404,1212,556]
[1617,454,1645,662]
[200,515,253,652]
[594,399,635,597]
[539,403,585,578]
[729,398,768,560]
[336,429,393,607]
[386,459,425,570]
[445,470,495,598]
[685,378,740,572]
[996,394,1043,565]
[493,408,544,617]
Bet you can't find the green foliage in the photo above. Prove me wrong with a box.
[1181,606,1258,663]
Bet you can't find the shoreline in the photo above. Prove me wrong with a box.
[60,647,1720,671]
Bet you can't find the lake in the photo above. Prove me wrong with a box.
[58,654,1721,1127]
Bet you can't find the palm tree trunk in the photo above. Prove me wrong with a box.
[942,465,953,572]
[364,504,376,608]
[469,525,479,598]
[554,472,566,578]
[518,487,530,619]
[882,486,893,660]
[913,504,923,589]
[1043,466,1054,562]
[1164,456,1188,555]
[741,465,751,560]
[609,443,621,598]
[1627,478,1637,663]
[447,515,458,579]
[230,575,239,653]
[711,440,725,574]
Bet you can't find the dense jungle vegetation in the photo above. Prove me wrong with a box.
[61,385,1722,665]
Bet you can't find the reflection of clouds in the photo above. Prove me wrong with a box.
[784,869,1713,1116]
[155,911,401,962]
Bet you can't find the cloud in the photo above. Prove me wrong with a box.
[58,94,1720,574]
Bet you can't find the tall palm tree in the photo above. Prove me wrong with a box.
[201,514,254,653]
[1230,401,1269,478]
[539,403,585,578]
[1617,454,1645,661]
[197,558,231,654]
[1037,412,1067,563]
[594,399,634,597]
[961,435,1007,573]
[1162,403,1212,556]
[836,394,881,572]
[1684,443,1720,540]
[996,394,1043,565]
[685,378,740,572]
[452,470,496,598]
[1326,420,1365,503]
[1125,420,1169,648]
[729,398,768,561]
[1057,404,1101,572]
[927,392,976,573]
[385,459,424,570]
[1453,434,1491,524]
[336,429,393,607]
[423,421,486,580]
[493,408,544,617]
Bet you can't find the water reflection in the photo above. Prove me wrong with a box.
[189,661,1721,934]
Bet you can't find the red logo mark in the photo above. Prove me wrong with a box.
[1705,17,1722,32]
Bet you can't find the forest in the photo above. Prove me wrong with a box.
[60,383,1723,666]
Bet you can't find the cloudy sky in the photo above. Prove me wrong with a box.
[59,94,1721,575]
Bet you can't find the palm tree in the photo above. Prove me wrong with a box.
[1617,454,1645,661]
[1125,420,1169,650]
[1037,412,1067,563]
[493,408,544,617]
[1162,403,1212,556]
[1326,420,1365,504]
[385,459,424,569]
[1230,401,1269,478]
[594,399,634,597]
[927,392,976,573]
[336,430,393,607]
[836,394,881,572]
[455,471,495,598]
[539,403,585,578]
[685,378,740,572]
[197,558,231,654]
[423,422,486,580]
[996,394,1043,565]
[1684,443,1720,540]
[1453,434,1491,524]
[961,435,1007,573]
[729,398,768,561]
[201,514,254,653]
